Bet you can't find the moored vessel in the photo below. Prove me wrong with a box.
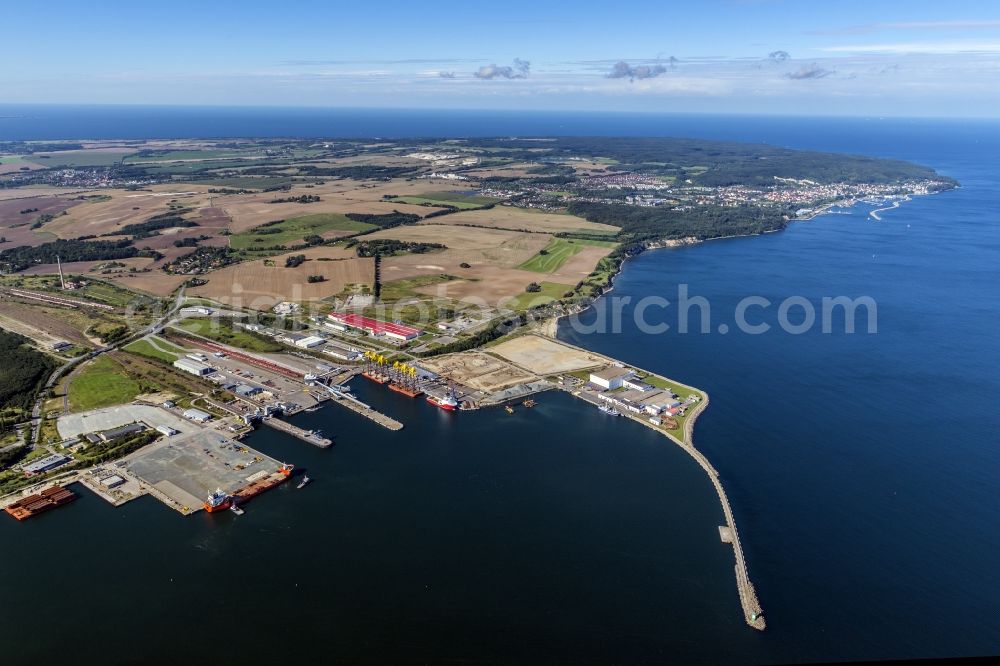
[427,392,458,411]
[388,382,424,398]
[203,488,231,513]
[5,485,77,521]
[598,403,621,416]
[229,464,295,509]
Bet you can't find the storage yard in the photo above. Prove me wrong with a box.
[57,404,290,515]
[489,334,605,375]
[419,352,536,393]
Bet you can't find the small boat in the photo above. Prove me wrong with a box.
[297,475,311,489]
[522,399,537,408]
[505,405,514,414]
[598,403,620,416]
[229,504,245,516]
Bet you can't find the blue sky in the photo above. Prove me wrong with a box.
[6,0,1000,116]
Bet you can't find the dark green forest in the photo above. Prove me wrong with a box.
[567,202,788,240]
[0,238,160,272]
[0,329,55,412]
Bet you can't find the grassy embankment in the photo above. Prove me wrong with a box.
[175,318,283,352]
[68,356,143,412]
[123,337,186,363]
[518,238,618,273]
[504,282,575,311]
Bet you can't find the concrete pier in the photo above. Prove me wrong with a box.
[261,417,333,448]
[314,384,404,431]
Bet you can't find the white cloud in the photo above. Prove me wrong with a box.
[820,41,1000,54]
[810,19,1000,35]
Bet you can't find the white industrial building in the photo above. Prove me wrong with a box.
[22,453,71,476]
[589,367,633,390]
[173,358,214,377]
[100,475,126,488]
[622,377,655,392]
[294,335,326,349]
[322,343,361,361]
[182,408,212,423]
[155,425,179,437]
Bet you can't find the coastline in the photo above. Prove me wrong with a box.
[533,192,946,630]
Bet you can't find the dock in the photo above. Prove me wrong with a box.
[315,384,403,431]
[261,417,332,448]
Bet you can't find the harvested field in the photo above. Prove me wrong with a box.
[94,271,191,297]
[43,186,214,238]
[420,352,536,392]
[0,157,46,175]
[189,246,372,309]
[0,196,82,246]
[0,187,85,201]
[19,257,158,277]
[419,207,619,235]
[373,226,555,305]
[128,229,229,252]
[15,259,191,297]
[369,225,550,268]
[490,335,605,375]
[192,206,231,228]
[0,195,80,224]
[410,266,564,306]
[215,180,447,233]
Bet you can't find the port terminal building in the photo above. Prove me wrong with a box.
[327,313,421,342]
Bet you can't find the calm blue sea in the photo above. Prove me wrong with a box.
[1,108,997,663]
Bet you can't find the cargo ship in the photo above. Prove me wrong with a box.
[361,371,389,384]
[5,485,77,521]
[427,392,458,411]
[203,488,231,513]
[230,464,293,508]
[388,382,424,398]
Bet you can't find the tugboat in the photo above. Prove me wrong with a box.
[598,403,621,416]
[203,488,231,513]
[297,475,311,489]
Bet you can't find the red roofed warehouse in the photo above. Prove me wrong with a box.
[328,312,421,341]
